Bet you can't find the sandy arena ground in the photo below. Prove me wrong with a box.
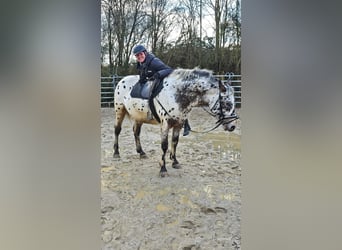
[101,107,241,250]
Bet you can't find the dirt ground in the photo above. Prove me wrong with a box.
[101,107,241,250]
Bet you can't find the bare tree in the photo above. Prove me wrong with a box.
[103,0,148,74]
[143,0,179,54]
[214,0,222,71]
[204,0,241,72]
[101,0,115,74]
[101,0,240,75]
[221,0,241,47]
[173,0,202,66]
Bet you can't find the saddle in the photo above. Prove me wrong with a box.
[130,81,152,99]
[130,79,164,122]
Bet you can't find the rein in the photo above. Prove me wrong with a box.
[191,87,239,134]
[190,114,239,134]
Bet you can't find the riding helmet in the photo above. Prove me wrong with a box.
[133,45,146,55]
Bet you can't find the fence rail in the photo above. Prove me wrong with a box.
[101,74,241,108]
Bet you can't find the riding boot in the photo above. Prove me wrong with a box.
[183,119,191,136]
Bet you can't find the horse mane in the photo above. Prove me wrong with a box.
[171,67,213,80]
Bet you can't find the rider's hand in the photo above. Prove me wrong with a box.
[153,72,160,80]
[139,79,147,84]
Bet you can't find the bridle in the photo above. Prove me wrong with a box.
[205,83,239,126]
[185,83,238,134]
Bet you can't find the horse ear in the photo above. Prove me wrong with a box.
[218,80,226,92]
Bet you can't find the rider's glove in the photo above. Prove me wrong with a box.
[153,72,160,80]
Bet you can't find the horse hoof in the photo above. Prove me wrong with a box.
[113,153,120,158]
[172,163,181,169]
[140,154,148,159]
[160,171,167,177]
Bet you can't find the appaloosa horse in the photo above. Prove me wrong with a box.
[113,68,237,177]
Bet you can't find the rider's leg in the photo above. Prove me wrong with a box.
[183,119,191,136]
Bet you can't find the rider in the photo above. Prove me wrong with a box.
[133,44,191,136]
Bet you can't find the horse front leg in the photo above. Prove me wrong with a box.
[159,126,169,177]
[133,121,147,158]
[113,105,126,158]
[170,127,181,169]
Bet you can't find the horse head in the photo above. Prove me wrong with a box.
[172,68,238,132]
[206,79,237,132]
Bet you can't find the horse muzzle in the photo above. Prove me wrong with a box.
[223,122,236,132]
[221,112,238,132]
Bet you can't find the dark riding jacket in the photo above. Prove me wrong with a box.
[136,53,173,84]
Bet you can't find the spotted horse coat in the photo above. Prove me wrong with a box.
[113,68,236,177]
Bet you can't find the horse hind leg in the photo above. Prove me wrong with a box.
[113,104,127,158]
[133,121,147,158]
[170,127,181,169]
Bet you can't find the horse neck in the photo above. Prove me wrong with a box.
[197,87,217,107]
[175,79,215,111]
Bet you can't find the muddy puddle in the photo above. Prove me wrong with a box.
[101,107,241,250]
